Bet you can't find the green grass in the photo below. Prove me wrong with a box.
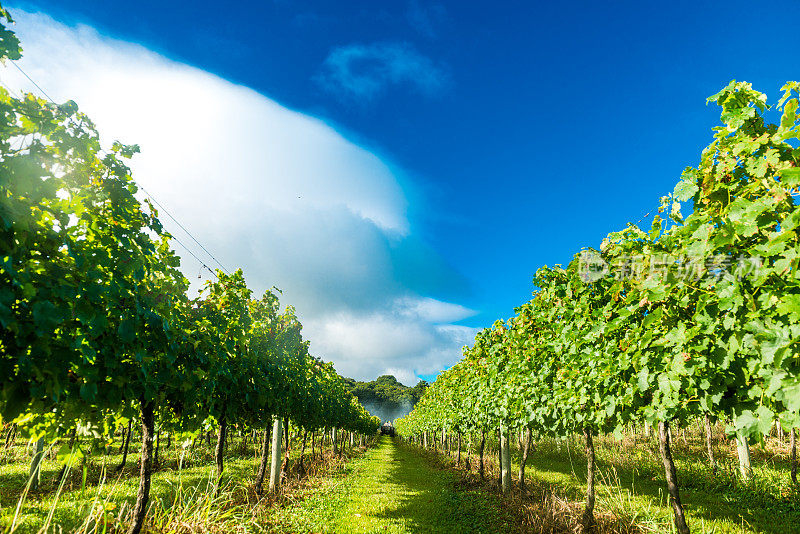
[1,441,253,532]
[541,434,800,533]
[4,429,796,533]
[0,433,363,533]
[431,430,800,534]
[269,435,517,533]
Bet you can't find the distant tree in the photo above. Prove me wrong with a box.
[345,375,428,415]
[410,380,429,403]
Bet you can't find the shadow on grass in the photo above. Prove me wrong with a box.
[372,438,518,534]
[521,439,800,534]
[1,441,357,534]
[0,452,257,533]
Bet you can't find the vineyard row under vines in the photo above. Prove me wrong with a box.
[396,80,800,534]
[0,7,381,534]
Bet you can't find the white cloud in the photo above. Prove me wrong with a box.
[2,16,408,234]
[315,42,447,100]
[1,8,473,383]
[394,296,476,323]
[384,368,421,388]
[304,307,478,383]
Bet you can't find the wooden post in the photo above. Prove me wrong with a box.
[735,431,752,480]
[500,426,511,493]
[29,437,44,491]
[478,429,486,480]
[581,428,596,533]
[791,428,797,485]
[704,414,717,473]
[269,418,282,492]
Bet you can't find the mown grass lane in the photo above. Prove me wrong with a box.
[271,435,515,533]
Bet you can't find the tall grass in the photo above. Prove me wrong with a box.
[1,433,375,533]
[408,424,800,534]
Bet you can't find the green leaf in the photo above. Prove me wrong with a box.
[118,319,135,344]
[79,382,97,402]
[780,167,800,186]
[673,178,699,202]
[776,294,800,321]
[57,442,85,468]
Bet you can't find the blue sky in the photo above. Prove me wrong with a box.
[4,1,799,383]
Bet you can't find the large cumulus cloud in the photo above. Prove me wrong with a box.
[0,8,473,384]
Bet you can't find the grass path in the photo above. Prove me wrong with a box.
[271,436,515,533]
